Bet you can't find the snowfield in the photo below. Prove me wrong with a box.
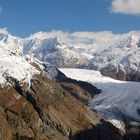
[59,68,140,132]
[0,40,39,87]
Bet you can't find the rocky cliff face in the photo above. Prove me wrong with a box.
[100,64,126,81]
[0,66,124,140]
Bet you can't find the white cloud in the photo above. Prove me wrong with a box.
[111,0,140,15]
[30,30,121,52]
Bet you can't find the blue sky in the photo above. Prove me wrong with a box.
[0,0,140,37]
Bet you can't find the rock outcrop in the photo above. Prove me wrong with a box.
[100,64,126,81]
[0,69,123,140]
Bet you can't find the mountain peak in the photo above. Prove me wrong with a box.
[43,37,62,47]
[0,28,9,41]
[0,39,39,87]
[0,28,8,35]
[110,31,140,49]
[129,32,140,48]
[48,37,60,45]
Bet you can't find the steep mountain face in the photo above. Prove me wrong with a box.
[23,36,93,68]
[0,71,124,140]
[0,30,23,53]
[0,33,124,140]
[0,33,39,87]
[91,32,140,81]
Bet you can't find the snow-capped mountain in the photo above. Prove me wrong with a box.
[0,29,125,140]
[0,30,39,87]
[59,68,140,132]
[91,32,140,81]
[22,31,140,81]
[1,29,140,81]
[0,29,24,54]
[23,35,93,68]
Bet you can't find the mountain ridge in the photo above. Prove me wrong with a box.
[0,28,140,139]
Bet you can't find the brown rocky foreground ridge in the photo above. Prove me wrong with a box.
[0,66,139,140]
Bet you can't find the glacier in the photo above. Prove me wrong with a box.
[59,68,140,132]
